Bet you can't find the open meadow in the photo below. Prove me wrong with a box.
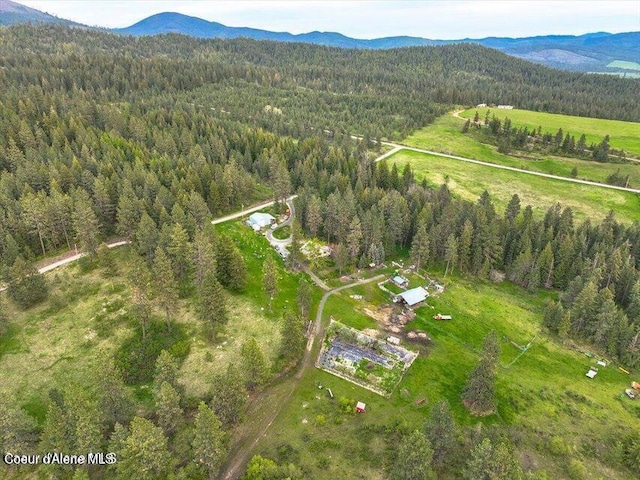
[389,149,640,223]
[460,107,640,158]
[403,114,640,187]
[253,270,639,479]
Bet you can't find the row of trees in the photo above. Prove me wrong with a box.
[464,111,629,165]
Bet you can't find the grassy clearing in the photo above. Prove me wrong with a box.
[391,149,640,223]
[404,114,640,186]
[1,224,321,422]
[460,107,640,157]
[254,272,639,479]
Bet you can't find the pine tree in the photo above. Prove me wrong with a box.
[306,195,323,237]
[346,217,363,261]
[135,212,159,263]
[95,351,134,429]
[241,338,269,390]
[155,381,183,436]
[210,365,246,427]
[167,223,192,287]
[411,224,430,272]
[334,243,349,276]
[0,399,37,455]
[391,430,435,480]
[458,220,474,272]
[462,331,499,415]
[444,234,458,277]
[154,350,180,395]
[296,279,312,319]
[192,402,228,479]
[543,301,564,334]
[129,254,152,340]
[279,312,306,367]
[153,247,179,332]
[262,254,279,313]
[72,189,101,257]
[198,270,227,339]
[216,236,247,291]
[7,256,48,309]
[117,417,171,480]
[424,399,457,467]
[191,229,216,288]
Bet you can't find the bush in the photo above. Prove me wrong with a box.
[568,459,587,480]
[115,321,189,384]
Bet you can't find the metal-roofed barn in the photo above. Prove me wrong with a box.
[397,287,428,307]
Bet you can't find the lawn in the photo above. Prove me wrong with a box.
[459,107,640,157]
[403,114,640,187]
[390,149,640,223]
[253,273,639,479]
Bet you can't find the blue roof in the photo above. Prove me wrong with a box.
[399,287,428,306]
[393,276,407,284]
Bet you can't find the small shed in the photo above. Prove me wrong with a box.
[586,368,598,379]
[398,287,428,307]
[356,401,366,413]
[433,314,452,320]
[248,212,275,230]
[597,360,606,367]
[392,275,408,287]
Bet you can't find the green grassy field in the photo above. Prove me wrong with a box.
[254,272,639,479]
[459,107,640,157]
[403,114,640,187]
[391,149,640,223]
[0,224,321,424]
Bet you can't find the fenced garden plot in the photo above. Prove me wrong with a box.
[317,321,418,396]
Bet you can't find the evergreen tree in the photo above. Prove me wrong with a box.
[462,331,499,415]
[155,381,183,436]
[192,402,228,479]
[154,350,180,395]
[117,417,171,480]
[346,216,363,261]
[296,279,313,319]
[198,270,227,339]
[411,224,430,272]
[444,234,458,277]
[129,254,153,340]
[279,312,306,367]
[95,351,134,429]
[7,256,48,309]
[241,337,269,390]
[543,301,564,334]
[334,243,349,276]
[210,365,247,427]
[153,247,179,332]
[167,223,192,287]
[216,236,247,291]
[135,213,160,263]
[424,399,457,467]
[391,430,435,480]
[0,398,38,455]
[262,254,279,313]
[72,189,101,257]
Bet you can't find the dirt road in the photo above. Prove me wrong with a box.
[219,273,385,480]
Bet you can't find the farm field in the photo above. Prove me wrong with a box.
[402,114,640,187]
[607,60,640,71]
[389,149,640,223]
[253,273,639,479]
[459,107,640,157]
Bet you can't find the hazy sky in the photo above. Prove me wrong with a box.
[19,0,640,39]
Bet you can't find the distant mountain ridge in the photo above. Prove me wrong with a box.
[1,1,638,73]
[0,0,80,26]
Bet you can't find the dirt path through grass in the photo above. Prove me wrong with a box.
[220,273,385,480]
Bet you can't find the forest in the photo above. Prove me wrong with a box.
[1,24,640,479]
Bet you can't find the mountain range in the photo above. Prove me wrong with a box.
[1,0,638,74]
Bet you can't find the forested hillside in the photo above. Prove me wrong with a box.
[1,24,640,479]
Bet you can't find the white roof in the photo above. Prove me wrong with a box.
[356,401,366,410]
[248,212,275,227]
[399,287,428,306]
[586,369,598,378]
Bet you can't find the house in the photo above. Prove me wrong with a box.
[397,287,428,307]
[392,275,408,287]
[356,401,366,413]
[247,212,275,231]
[476,103,487,108]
